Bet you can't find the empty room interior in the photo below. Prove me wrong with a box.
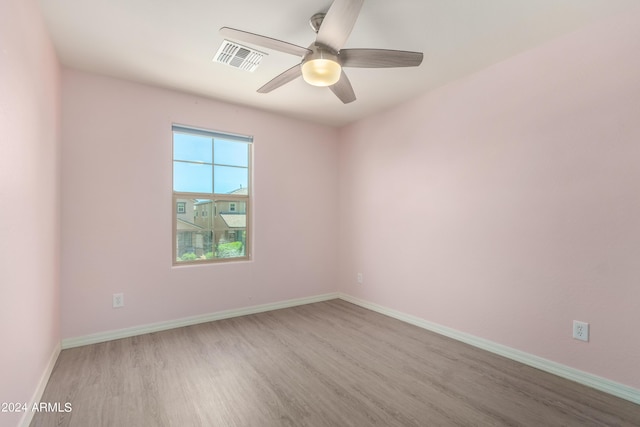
[2,0,640,426]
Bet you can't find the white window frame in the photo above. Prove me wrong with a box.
[172,124,252,265]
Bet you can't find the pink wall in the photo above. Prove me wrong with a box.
[338,8,640,389]
[0,0,61,425]
[3,2,637,416]
[60,70,339,339]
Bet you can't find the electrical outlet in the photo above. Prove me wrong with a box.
[357,273,363,284]
[573,320,589,342]
[113,293,124,308]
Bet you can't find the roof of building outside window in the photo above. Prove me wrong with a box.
[220,214,246,228]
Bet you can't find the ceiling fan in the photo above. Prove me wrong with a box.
[220,0,423,104]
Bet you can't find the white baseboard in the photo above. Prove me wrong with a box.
[62,292,340,349]
[338,293,640,406]
[20,342,61,427]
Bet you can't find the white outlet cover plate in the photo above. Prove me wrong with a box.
[113,293,124,308]
[573,320,589,342]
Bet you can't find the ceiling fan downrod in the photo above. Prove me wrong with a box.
[309,12,326,33]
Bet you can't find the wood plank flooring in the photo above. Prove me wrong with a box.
[31,299,640,426]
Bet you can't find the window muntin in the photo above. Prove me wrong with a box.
[172,125,252,264]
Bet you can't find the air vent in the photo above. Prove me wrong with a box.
[214,40,266,72]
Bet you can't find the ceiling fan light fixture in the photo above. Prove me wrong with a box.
[220,0,423,103]
[301,49,341,87]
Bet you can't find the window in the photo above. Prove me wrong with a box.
[173,124,252,264]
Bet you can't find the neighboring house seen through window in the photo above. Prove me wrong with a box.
[173,124,252,264]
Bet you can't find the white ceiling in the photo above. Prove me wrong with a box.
[38,0,638,127]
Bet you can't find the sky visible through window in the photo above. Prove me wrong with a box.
[173,132,249,194]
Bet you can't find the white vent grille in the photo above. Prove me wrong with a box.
[214,40,266,72]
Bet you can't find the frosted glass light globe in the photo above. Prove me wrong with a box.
[302,58,342,86]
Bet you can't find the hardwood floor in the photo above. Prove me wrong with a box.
[32,299,640,426]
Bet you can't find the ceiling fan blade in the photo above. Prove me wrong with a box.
[329,70,356,104]
[340,49,424,68]
[257,64,303,93]
[220,27,311,57]
[316,0,364,52]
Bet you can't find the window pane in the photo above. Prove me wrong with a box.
[175,198,246,262]
[214,140,249,167]
[214,165,248,194]
[173,133,212,163]
[176,198,214,262]
[174,162,213,193]
[214,200,246,259]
